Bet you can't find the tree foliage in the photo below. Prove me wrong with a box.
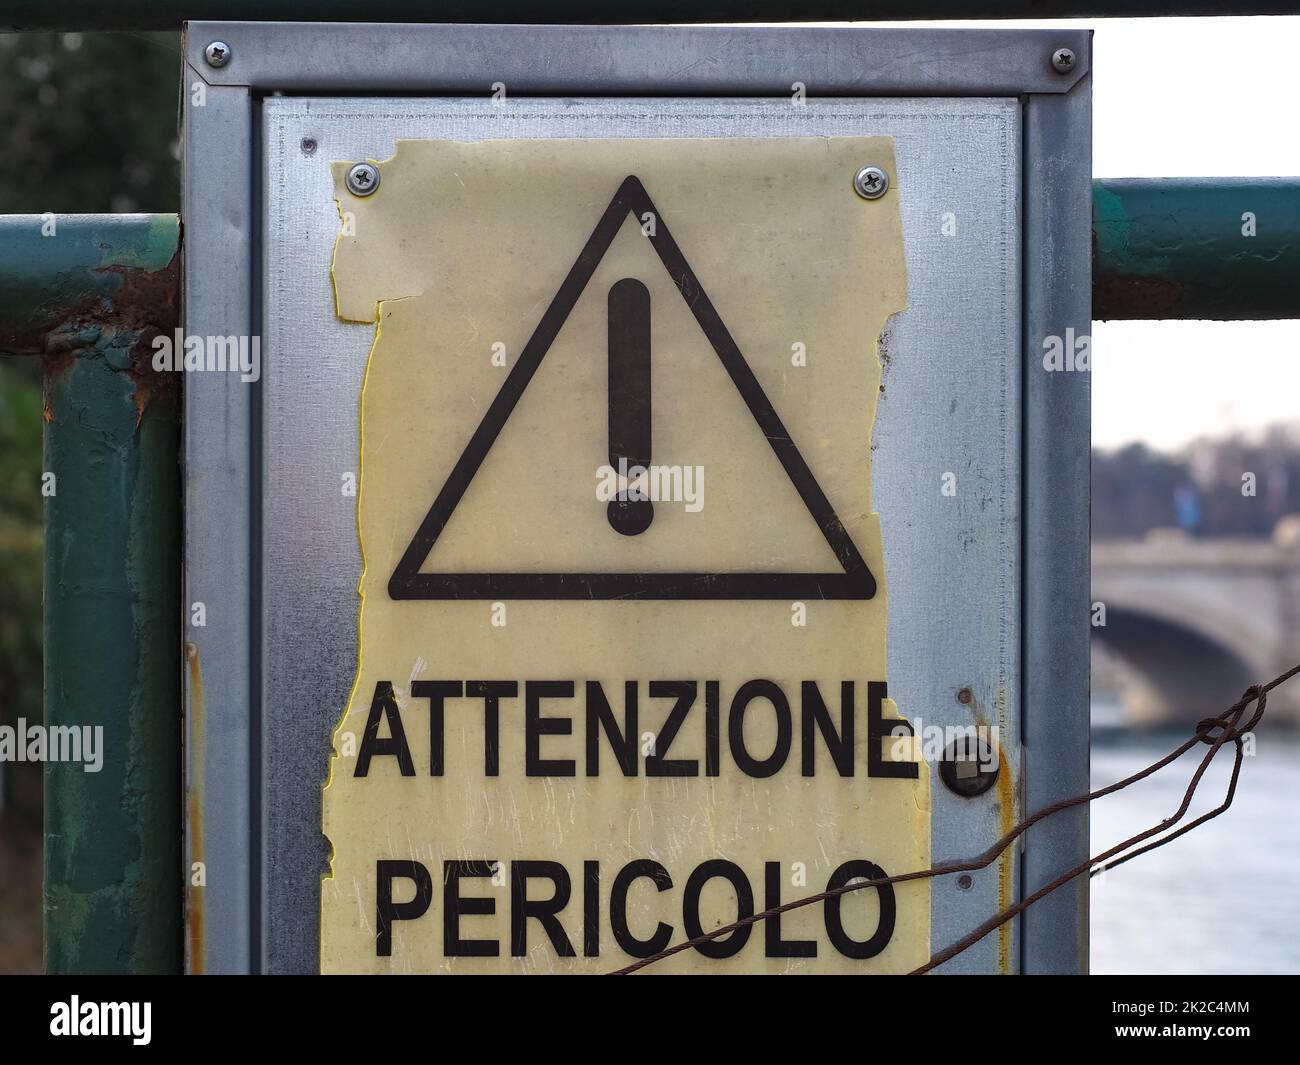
[0,31,181,214]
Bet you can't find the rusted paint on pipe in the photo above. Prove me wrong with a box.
[0,214,181,418]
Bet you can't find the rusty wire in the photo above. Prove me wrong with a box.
[609,662,1300,975]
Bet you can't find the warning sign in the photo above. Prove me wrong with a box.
[322,136,928,973]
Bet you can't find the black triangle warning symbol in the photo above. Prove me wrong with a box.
[388,175,876,601]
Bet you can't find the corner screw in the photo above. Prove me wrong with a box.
[1051,47,1077,75]
[204,41,231,69]
[300,138,318,157]
[346,162,381,197]
[853,165,889,201]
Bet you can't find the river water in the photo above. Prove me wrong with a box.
[1090,728,1300,974]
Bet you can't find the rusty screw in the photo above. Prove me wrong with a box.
[956,687,973,705]
[1051,47,1077,74]
[204,41,231,69]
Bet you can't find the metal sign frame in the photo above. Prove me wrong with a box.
[182,21,1091,974]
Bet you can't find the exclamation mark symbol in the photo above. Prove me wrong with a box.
[607,278,653,536]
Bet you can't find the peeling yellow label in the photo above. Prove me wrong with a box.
[321,136,928,973]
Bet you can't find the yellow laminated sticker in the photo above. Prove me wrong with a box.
[321,136,927,973]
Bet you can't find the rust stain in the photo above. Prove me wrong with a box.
[1092,274,1185,321]
[958,686,1016,974]
[989,685,1015,975]
[40,347,77,422]
[186,641,206,975]
[99,253,181,421]
[22,251,181,422]
[994,733,1015,975]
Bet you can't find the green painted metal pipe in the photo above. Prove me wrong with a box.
[2,1,1299,30]
[1093,178,1300,321]
[1,214,182,974]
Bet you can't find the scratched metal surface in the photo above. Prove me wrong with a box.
[261,96,1021,973]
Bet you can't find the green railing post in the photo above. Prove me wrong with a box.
[0,213,183,974]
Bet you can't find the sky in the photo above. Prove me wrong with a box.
[881,16,1300,452]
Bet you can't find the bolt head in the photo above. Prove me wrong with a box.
[204,41,231,69]
[346,162,381,197]
[853,165,889,201]
[939,738,1000,798]
[1051,47,1077,74]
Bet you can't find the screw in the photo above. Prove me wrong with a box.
[853,165,889,200]
[204,41,231,69]
[301,138,318,157]
[939,736,1000,798]
[957,874,973,890]
[346,162,380,197]
[1051,47,1077,74]
[956,687,973,705]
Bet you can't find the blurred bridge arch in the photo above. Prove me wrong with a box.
[1091,534,1300,726]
